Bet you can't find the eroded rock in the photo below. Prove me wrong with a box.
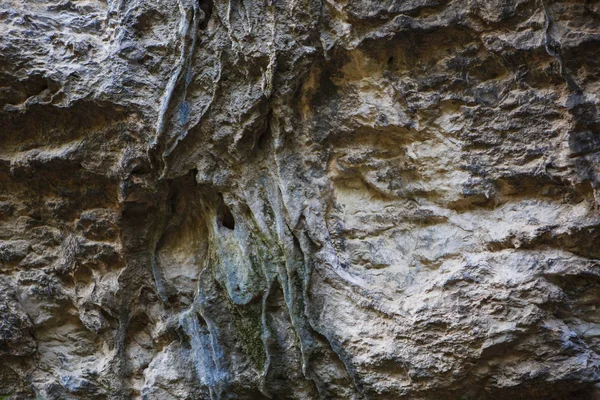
[1,0,600,398]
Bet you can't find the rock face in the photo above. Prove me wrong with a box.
[1,0,600,398]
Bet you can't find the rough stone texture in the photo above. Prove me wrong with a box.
[1,0,600,398]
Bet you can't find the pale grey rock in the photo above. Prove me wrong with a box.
[1,0,600,399]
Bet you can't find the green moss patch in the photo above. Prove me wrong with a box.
[228,301,266,371]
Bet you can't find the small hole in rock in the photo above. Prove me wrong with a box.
[198,0,213,29]
[217,194,235,230]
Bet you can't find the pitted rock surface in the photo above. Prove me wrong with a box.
[1,0,600,399]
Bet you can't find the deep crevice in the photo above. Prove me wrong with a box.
[217,193,235,230]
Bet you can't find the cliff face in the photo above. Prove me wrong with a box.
[1,0,600,398]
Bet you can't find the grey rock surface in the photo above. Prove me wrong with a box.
[1,0,600,398]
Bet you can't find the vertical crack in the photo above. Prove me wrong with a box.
[151,0,204,174]
[540,0,582,93]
